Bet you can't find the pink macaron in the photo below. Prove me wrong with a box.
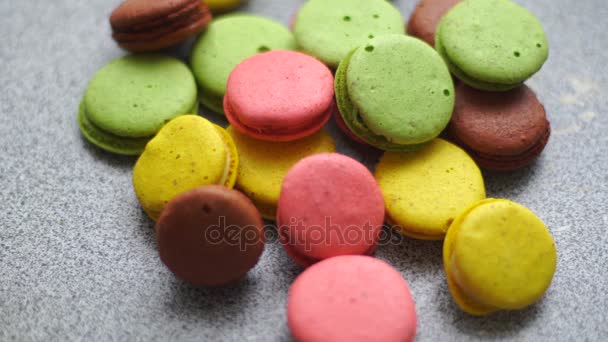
[288,255,418,342]
[224,50,334,142]
[277,153,385,267]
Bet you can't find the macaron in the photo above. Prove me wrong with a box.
[132,115,238,221]
[156,186,264,287]
[407,0,460,46]
[448,83,551,171]
[227,126,336,220]
[79,54,198,155]
[225,51,334,142]
[435,0,549,91]
[444,199,557,315]
[205,0,244,13]
[293,0,404,68]
[288,255,417,342]
[110,0,212,53]
[375,139,486,240]
[335,34,454,151]
[277,153,384,267]
[190,14,297,114]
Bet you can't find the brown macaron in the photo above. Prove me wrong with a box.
[407,0,460,46]
[110,0,212,53]
[156,186,265,287]
[447,83,551,172]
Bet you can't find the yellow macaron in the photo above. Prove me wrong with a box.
[205,0,243,13]
[443,199,557,315]
[227,126,335,220]
[133,115,238,221]
[374,138,486,240]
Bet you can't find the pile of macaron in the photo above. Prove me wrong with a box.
[78,0,558,340]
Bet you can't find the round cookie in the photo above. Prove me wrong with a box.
[293,0,404,68]
[277,153,384,267]
[335,34,454,151]
[79,54,198,155]
[133,115,238,221]
[227,126,336,220]
[407,0,460,46]
[157,186,264,287]
[443,199,557,315]
[375,139,486,240]
[190,14,297,114]
[110,0,212,53]
[288,255,417,342]
[205,0,243,13]
[435,0,549,91]
[448,83,551,171]
[225,51,334,142]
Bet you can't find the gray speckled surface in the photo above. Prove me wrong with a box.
[1,0,607,340]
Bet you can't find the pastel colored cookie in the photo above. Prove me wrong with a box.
[110,0,212,53]
[293,0,404,68]
[227,126,336,220]
[190,14,296,114]
[443,199,557,315]
[435,0,549,91]
[79,55,198,155]
[277,153,384,267]
[335,34,454,151]
[448,83,551,171]
[407,0,460,46]
[133,115,238,221]
[288,255,417,342]
[225,51,333,142]
[157,186,264,287]
[205,0,243,13]
[375,139,486,240]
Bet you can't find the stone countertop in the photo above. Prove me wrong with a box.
[1,0,606,340]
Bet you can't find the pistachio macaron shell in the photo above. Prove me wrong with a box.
[84,54,198,138]
[190,14,297,114]
[436,0,549,91]
[293,0,404,68]
[133,115,238,221]
[227,126,336,220]
[443,199,557,315]
[336,35,455,151]
[375,139,485,240]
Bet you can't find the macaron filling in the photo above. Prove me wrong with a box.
[213,125,239,188]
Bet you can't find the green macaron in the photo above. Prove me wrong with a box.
[79,54,198,155]
[293,0,404,68]
[436,0,549,91]
[335,34,454,151]
[190,14,297,114]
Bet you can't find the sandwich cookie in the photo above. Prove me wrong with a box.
[444,199,557,315]
[225,51,334,142]
[79,54,198,155]
[435,0,549,91]
[190,14,297,114]
[227,126,336,220]
[375,139,485,240]
[205,0,244,13]
[277,154,384,267]
[157,186,264,287]
[293,0,404,68]
[407,0,460,46]
[110,0,212,53]
[133,115,238,221]
[448,83,551,171]
[288,255,417,342]
[335,34,454,151]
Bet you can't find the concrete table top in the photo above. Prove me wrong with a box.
[1,0,606,340]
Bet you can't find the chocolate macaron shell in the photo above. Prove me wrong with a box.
[156,186,264,287]
[448,83,550,170]
[407,0,460,46]
[110,0,197,30]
